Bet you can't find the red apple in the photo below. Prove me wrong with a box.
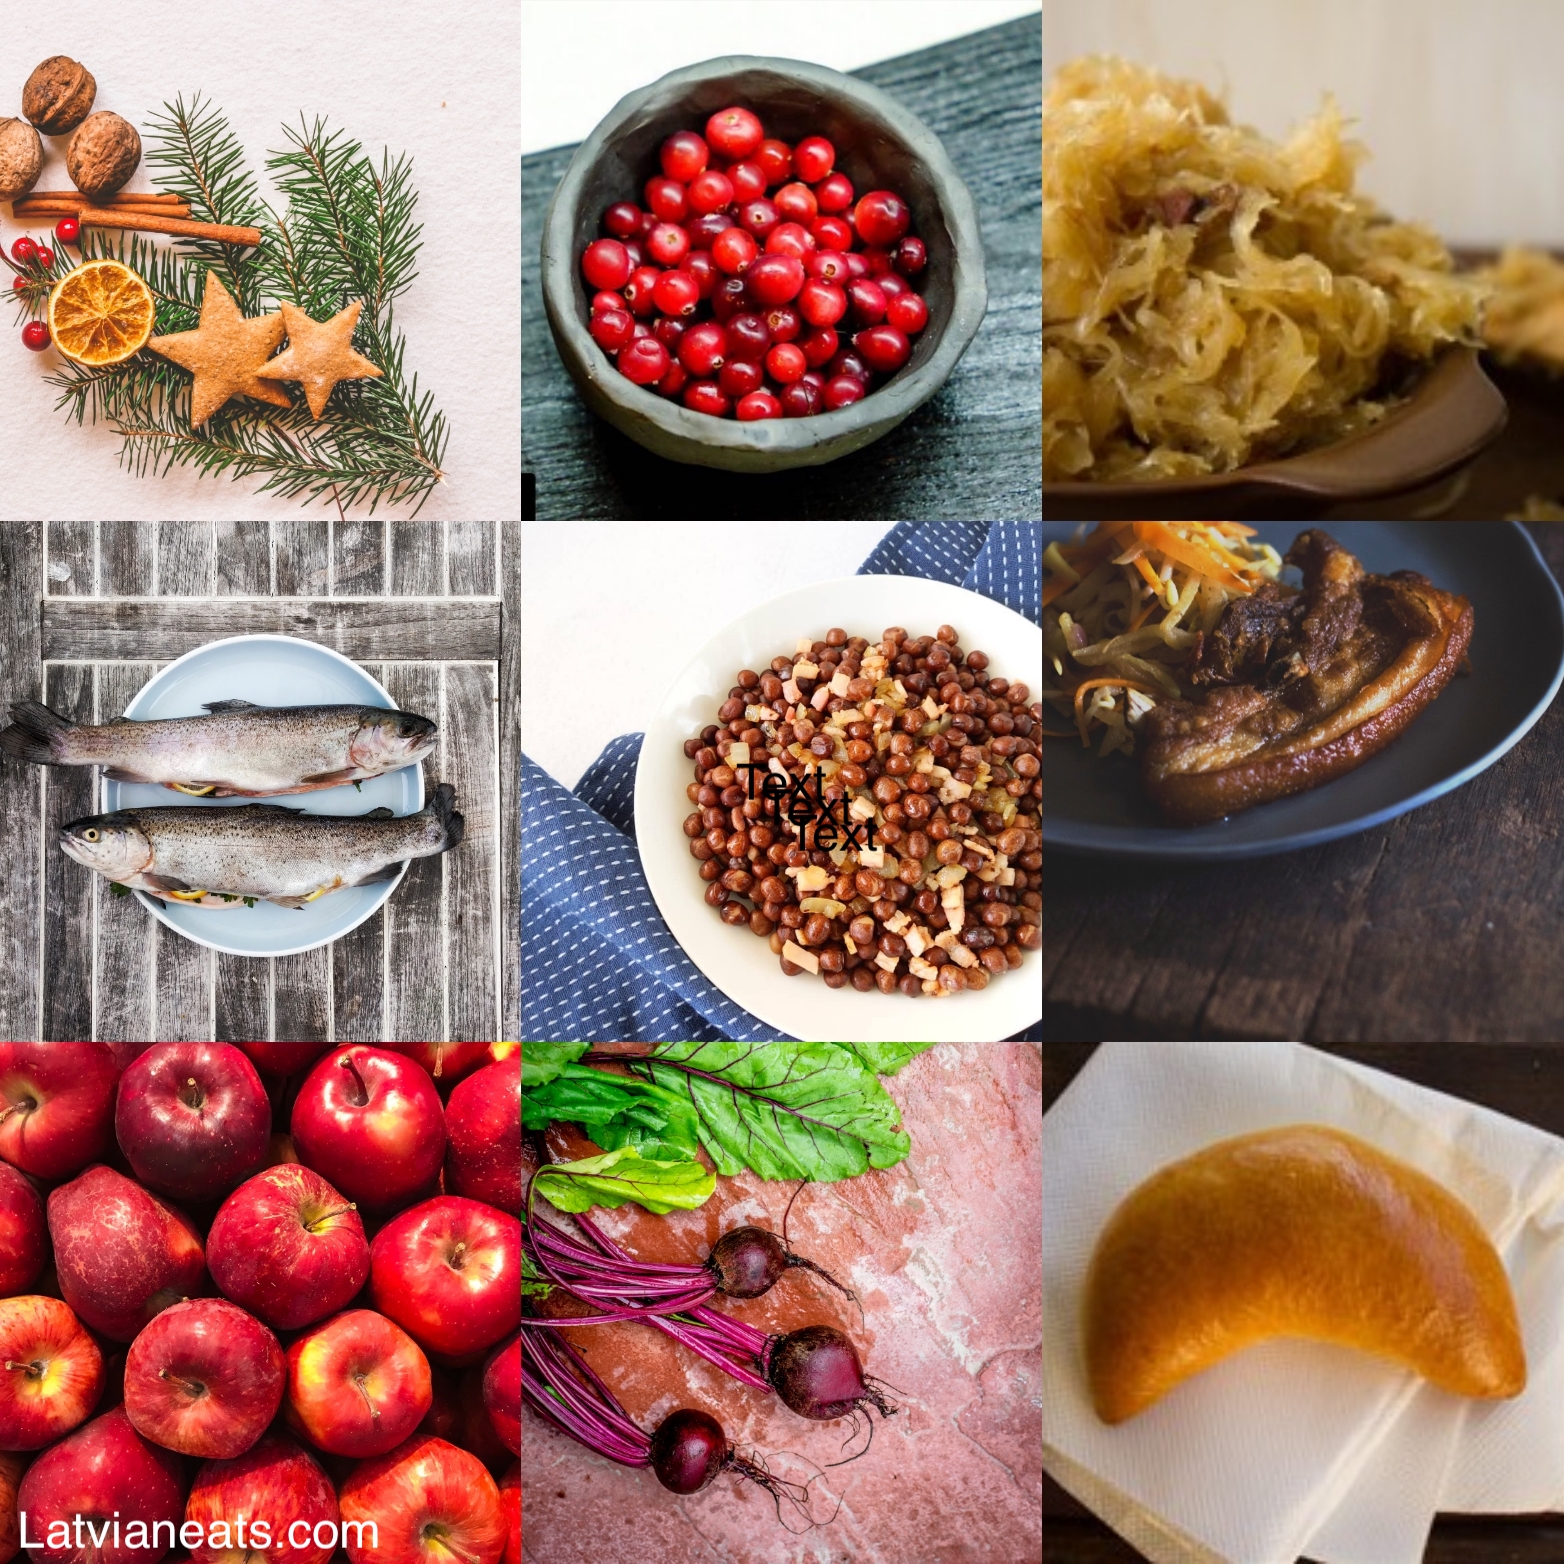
[208,1165,369,1331]
[284,1309,431,1459]
[124,1298,283,1459]
[456,1366,510,1472]
[414,1366,459,1444]
[185,1433,338,1564]
[48,1166,207,1342]
[339,1435,505,1564]
[290,1049,445,1212]
[115,1043,270,1203]
[235,1045,333,1076]
[0,1450,24,1564]
[496,1462,518,1564]
[368,1198,519,1361]
[383,1046,492,1086]
[481,1335,518,1456]
[444,1061,520,1216]
[0,1045,118,1181]
[102,1046,157,1071]
[0,1166,45,1298]
[0,1297,102,1449]
[16,1405,183,1564]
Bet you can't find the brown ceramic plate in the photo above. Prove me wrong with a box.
[1042,347,1507,521]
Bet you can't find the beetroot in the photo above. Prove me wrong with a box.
[767,1325,896,1422]
[648,1407,727,1494]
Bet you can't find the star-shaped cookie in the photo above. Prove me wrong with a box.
[257,300,383,420]
[146,272,291,428]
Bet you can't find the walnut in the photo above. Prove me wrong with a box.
[67,111,141,199]
[22,56,97,136]
[0,117,43,201]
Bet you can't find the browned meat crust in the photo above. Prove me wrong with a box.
[1139,530,1474,826]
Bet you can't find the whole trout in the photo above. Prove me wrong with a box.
[0,699,436,796]
[59,784,463,909]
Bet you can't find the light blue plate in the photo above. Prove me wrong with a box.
[1044,522,1564,861]
[100,634,426,958]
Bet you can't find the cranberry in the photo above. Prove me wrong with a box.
[646,222,690,267]
[638,209,659,239]
[711,226,758,274]
[847,278,888,325]
[737,199,779,239]
[876,272,910,300]
[800,370,828,393]
[811,215,854,250]
[688,170,735,216]
[618,336,671,386]
[764,305,801,342]
[603,201,642,238]
[854,324,911,374]
[794,136,834,183]
[706,106,764,161]
[623,265,663,318]
[765,342,807,384]
[711,276,750,321]
[736,389,783,421]
[894,235,927,277]
[12,277,26,292]
[660,130,709,182]
[685,251,717,298]
[800,326,838,367]
[630,321,653,340]
[823,375,866,410]
[653,269,700,317]
[779,378,822,417]
[853,191,911,247]
[843,251,869,280]
[765,222,815,259]
[885,291,929,335]
[679,320,727,377]
[798,279,847,328]
[718,358,764,398]
[815,172,854,214]
[11,238,37,265]
[621,239,645,269]
[657,361,689,398]
[653,316,686,349]
[755,138,793,185]
[53,217,79,248]
[591,290,626,313]
[806,250,851,283]
[726,161,767,202]
[774,182,818,224]
[683,380,730,417]
[644,177,689,223]
[581,238,632,291]
[589,307,635,353]
[726,313,771,362]
[21,321,49,352]
[687,211,732,249]
[745,253,804,306]
[827,348,870,381]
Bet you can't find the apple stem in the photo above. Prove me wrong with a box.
[449,1240,468,1270]
[159,1367,206,1399]
[340,1054,370,1107]
[353,1373,379,1421]
[3,1360,43,1379]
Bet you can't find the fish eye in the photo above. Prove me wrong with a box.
[83,829,98,842]
[400,722,419,736]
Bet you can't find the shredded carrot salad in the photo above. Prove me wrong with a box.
[1043,522,1288,756]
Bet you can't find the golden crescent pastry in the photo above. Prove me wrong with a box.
[1083,1125,1526,1424]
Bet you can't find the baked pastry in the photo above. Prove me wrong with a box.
[1083,1125,1525,1423]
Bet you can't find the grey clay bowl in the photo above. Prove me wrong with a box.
[541,55,988,473]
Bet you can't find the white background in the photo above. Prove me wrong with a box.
[519,520,895,787]
[0,0,520,520]
[521,0,1042,153]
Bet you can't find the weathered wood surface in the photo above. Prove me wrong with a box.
[522,15,1042,520]
[0,520,515,1042]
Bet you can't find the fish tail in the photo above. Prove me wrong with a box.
[0,700,74,767]
[425,782,465,852]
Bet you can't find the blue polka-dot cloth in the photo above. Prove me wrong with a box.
[520,521,1042,1042]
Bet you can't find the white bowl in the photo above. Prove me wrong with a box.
[100,634,427,959]
[635,575,1042,1041]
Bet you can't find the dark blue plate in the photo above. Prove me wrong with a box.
[1044,522,1564,861]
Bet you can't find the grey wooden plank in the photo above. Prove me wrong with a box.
[391,522,443,596]
[46,523,94,597]
[98,520,153,595]
[41,664,94,1041]
[216,954,270,1042]
[383,663,445,1041]
[43,599,502,662]
[154,922,212,1042]
[445,663,498,1042]
[333,521,386,596]
[500,521,519,1040]
[215,522,272,596]
[448,522,496,596]
[158,521,216,596]
[94,663,157,1042]
[274,520,330,596]
[0,525,42,1040]
[274,946,329,1042]
[332,661,386,1041]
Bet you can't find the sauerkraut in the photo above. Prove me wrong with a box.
[1479,246,1564,368]
[1044,57,1487,483]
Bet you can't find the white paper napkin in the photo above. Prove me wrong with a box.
[1042,1040,1564,1564]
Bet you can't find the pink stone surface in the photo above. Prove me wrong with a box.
[522,1043,1042,1564]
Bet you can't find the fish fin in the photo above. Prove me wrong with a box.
[424,782,465,853]
[363,806,395,819]
[353,861,404,886]
[268,895,311,910]
[104,766,156,783]
[167,781,221,796]
[140,873,194,894]
[0,700,73,766]
[201,700,260,713]
[299,767,362,785]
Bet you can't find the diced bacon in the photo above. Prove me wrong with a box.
[874,952,899,973]
[830,670,852,697]
[794,659,819,679]
[811,685,832,710]
[782,940,820,974]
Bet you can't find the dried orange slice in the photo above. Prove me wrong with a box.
[47,261,156,366]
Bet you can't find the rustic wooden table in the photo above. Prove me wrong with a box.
[1044,522,1564,1042]
[0,520,520,1043]
[1043,1042,1564,1563]
[521,15,1042,520]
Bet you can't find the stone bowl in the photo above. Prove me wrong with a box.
[541,55,988,473]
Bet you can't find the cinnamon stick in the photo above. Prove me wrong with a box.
[78,208,262,247]
[15,202,193,219]
[16,191,187,205]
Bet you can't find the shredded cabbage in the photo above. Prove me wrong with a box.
[1043,57,1487,482]
[1478,246,1564,369]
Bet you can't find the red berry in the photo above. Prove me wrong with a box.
[684,379,730,417]
[764,305,801,343]
[718,358,764,398]
[737,199,779,240]
[646,222,690,267]
[657,361,689,398]
[706,107,764,161]
[686,211,731,249]
[798,279,847,328]
[823,374,866,410]
[876,272,910,300]
[886,291,929,335]
[10,276,25,293]
[11,238,37,265]
[765,222,815,260]
[844,251,869,280]
[736,389,783,421]
[780,379,822,417]
[711,227,758,275]
[854,191,911,248]
[660,131,709,182]
[688,170,735,216]
[854,324,911,374]
[755,138,793,185]
[581,238,632,291]
[679,321,727,378]
[711,275,749,321]
[654,316,687,349]
[815,173,854,214]
[644,177,689,223]
[806,250,851,283]
[618,335,671,386]
[765,342,807,384]
[744,254,804,307]
[35,248,53,270]
[794,136,835,184]
[828,348,870,382]
[21,321,49,352]
[591,290,626,313]
[726,161,767,202]
[810,215,854,251]
[653,269,701,317]
[623,265,663,318]
[725,313,771,362]
[801,370,828,393]
[774,182,818,223]
[53,217,81,247]
[621,239,645,269]
[603,202,642,238]
[638,209,659,238]
[685,251,717,298]
[847,278,888,326]
[800,326,838,367]
[894,236,927,277]
[589,307,635,353]
[631,321,653,340]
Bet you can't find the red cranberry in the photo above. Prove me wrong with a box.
[684,379,730,417]
[726,161,767,202]
[623,265,663,318]
[638,209,659,239]
[800,326,838,367]
[862,246,895,276]
[711,276,750,321]
[823,375,866,410]
[618,336,671,385]
[736,389,783,421]
[876,272,910,300]
[798,279,847,328]
[590,290,626,313]
[581,238,632,291]
[764,305,801,342]
[780,378,823,417]
[885,291,928,335]
[688,170,735,216]
[800,369,827,393]
[687,211,731,249]
[679,320,728,377]
[621,239,645,269]
[847,278,888,325]
[589,307,634,353]
[644,177,689,223]
[755,138,792,185]
[602,202,642,238]
[815,172,854,214]
[11,238,38,265]
[745,254,804,306]
[653,269,700,317]
[854,324,911,374]
[21,321,49,351]
[656,361,688,398]
[653,316,687,348]
[685,251,717,298]
[765,222,815,259]
[853,191,911,247]
[806,250,851,283]
[718,358,764,398]
[646,222,690,267]
[726,313,771,361]
[843,251,869,280]
[630,321,653,340]
[737,199,779,239]
[765,342,807,384]
[894,235,927,277]
[711,227,758,274]
[827,348,870,381]
[794,136,834,183]
[706,107,764,160]
[774,182,818,224]
[811,215,854,250]
[661,131,709,181]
